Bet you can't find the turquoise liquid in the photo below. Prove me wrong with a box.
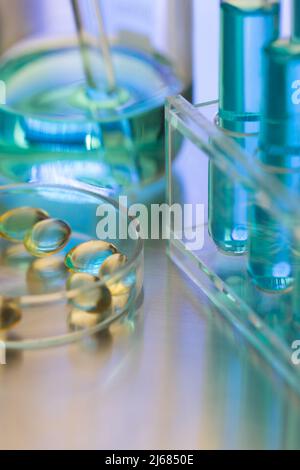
[0,42,183,190]
[248,40,300,292]
[209,1,280,254]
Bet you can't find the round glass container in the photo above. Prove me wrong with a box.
[0,182,144,350]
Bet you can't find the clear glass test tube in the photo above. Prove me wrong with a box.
[209,0,280,255]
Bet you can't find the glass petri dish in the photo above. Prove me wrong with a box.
[0,182,144,350]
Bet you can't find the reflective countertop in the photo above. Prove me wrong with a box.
[0,237,300,450]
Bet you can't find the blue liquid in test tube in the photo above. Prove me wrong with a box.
[248,0,300,292]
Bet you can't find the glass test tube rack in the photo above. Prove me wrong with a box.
[166,95,300,395]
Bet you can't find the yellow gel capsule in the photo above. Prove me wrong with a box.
[24,219,71,257]
[98,253,128,279]
[65,240,118,275]
[110,282,131,312]
[66,272,111,313]
[0,297,22,332]
[67,308,104,331]
[27,256,67,295]
[0,207,49,242]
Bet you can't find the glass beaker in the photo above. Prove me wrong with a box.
[0,0,191,193]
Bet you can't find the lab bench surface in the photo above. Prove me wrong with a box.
[0,239,300,450]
